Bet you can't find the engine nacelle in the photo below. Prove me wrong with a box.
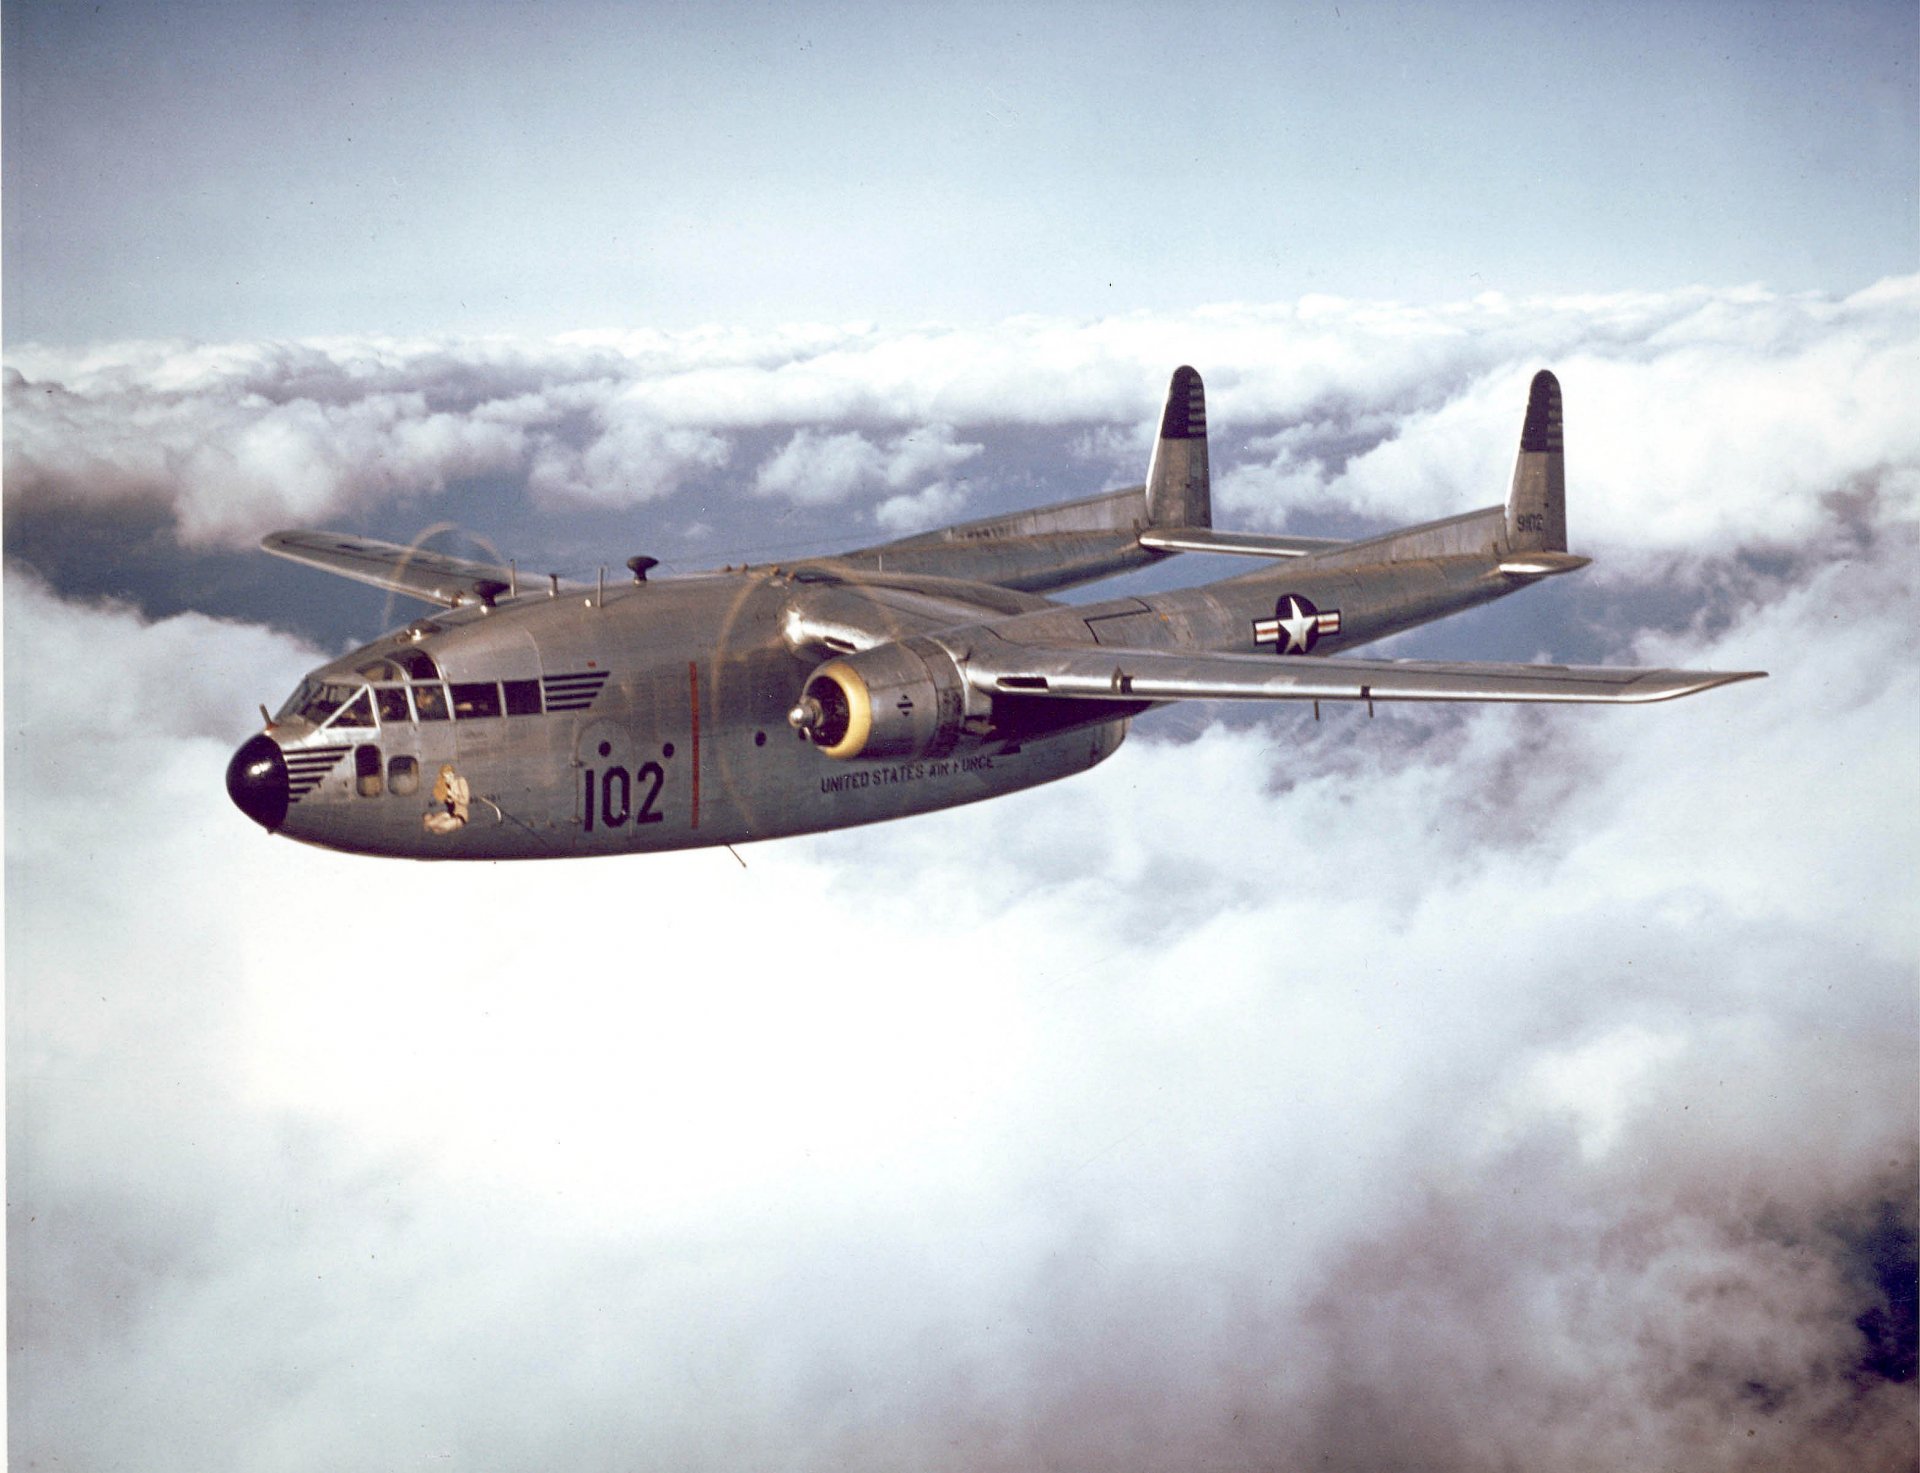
[789,637,981,760]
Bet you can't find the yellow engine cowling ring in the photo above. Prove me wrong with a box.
[800,638,971,760]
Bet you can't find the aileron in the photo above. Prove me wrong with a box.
[965,644,1764,706]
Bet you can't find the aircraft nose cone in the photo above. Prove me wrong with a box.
[226,734,289,832]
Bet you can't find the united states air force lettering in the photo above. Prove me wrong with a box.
[819,754,995,795]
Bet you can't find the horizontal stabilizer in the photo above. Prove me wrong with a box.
[1139,527,1347,558]
[263,531,518,607]
[1498,552,1591,577]
[970,641,1764,705]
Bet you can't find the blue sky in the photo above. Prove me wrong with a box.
[6,0,1915,342]
[6,5,1917,1469]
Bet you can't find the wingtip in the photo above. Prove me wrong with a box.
[1694,668,1769,700]
[1635,667,1768,702]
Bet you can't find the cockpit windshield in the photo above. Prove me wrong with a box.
[274,649,524,731]
[274,680,379,728]
[330,689,376,728]
[277,645,444,728]
[277,679,359,724]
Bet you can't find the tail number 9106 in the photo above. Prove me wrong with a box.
[583,762,665,831]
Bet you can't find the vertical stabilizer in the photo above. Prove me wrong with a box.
[1145,365,1211,529]
[1506,370,1567,553]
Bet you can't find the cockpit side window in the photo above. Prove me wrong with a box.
[451,681,502,719]
[375,686,411,724]
[395,649,440,680]
[413,683,450,721]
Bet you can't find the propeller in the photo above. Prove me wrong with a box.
[377,521,513,632]
[705,559,922,834]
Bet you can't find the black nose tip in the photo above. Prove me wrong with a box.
[227,734,289,832]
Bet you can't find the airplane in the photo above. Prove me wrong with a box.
[226,368,1762,859]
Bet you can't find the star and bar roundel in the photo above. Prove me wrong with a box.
[1253,593,1342,654]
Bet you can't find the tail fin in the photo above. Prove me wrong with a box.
[1146,365,1211,529]
[1506,369,1567,553]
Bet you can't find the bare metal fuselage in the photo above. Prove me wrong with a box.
[242,540,1523,860]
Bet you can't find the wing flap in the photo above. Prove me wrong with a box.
[263,531,517,607]
[968,641,1764,705]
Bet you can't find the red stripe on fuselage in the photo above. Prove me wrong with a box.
[688,660,702,829]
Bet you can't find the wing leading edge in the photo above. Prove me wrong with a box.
[262,531,518,607]
[966,640,1764,705]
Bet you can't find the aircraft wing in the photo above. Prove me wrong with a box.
[826,367,1348,589]
[965,638,1764,705]
[826,486,1166,593]
[261,531,518,607]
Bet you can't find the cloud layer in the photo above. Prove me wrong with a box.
[8,288,1917,1468]
[8,279,1916,567]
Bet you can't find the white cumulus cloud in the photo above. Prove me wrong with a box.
[9,278,1914,560]
[8,454,1915,1470]
[753,424,981,506]
[7,287,1917,1470]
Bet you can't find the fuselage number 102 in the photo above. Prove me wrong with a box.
[583,763,664,831]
